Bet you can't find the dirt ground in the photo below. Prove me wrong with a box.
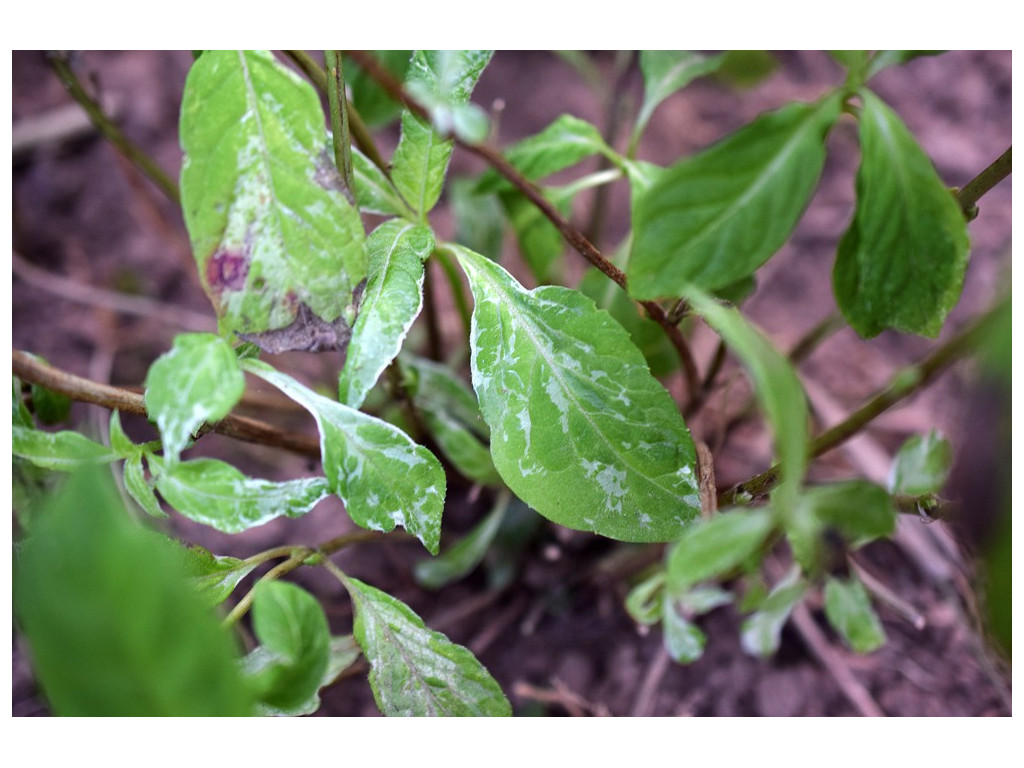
[11,50,1012,716]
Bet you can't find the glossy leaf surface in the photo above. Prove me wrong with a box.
[454,244,701,542]
[152,456,330,533]
[12,425,120,471]
[13,468,253,715]
[343,575,511,716]
[629,95,841,299]
[123,454,166,518]
[833,90,970,338]
[144,333,244,464]
[180,544,258,607]
[243,360,445,553]
[666,509,774,593]
[339,221,434,408]
[180,50,366,350]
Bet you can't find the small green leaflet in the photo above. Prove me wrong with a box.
[341,575,511,716]
[629,94,842,299]
[414,490,510,589]
[498,187,572,284]
[740,568,807,657]
[633,51,726,146]
[666,509,774,594]
[351,147,413,217]
[180,50,367,351]
[663,594,706,664]
[401,354,500,486]
[833,89,970,338]
[29,382,71,425]
[683,287,808,514]
[244,580,330,714]
[243,359,445,554]
[475,114,616,194]
[801,480,896,547]
[13,468,254,715]
[888,430,953,496]
[123,454,167,518]
[867,51,945,79]
[391,50,493,217]
[347,50,412,128]
[180,544,258,607]
[144,333,244,464]
[12,425,120,471]
[339,222,434,408]
[108,410,137,456]
[452,243,701,543]
[823,575,886,653]
[151,456,330,534]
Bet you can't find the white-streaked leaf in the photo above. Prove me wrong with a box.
[12,425,120,471]
[151,456,330,534]
[180,50,366,351]
[663,594,706,664]
[242,360,445,554]
[452,243,700,543]
[339,221,434,408]
[144,333,244,464]
[342,575,511,716]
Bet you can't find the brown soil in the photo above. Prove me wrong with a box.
[11,50,1011,716]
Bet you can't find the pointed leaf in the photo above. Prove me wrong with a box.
[833,90,970,338]
[452,244,701,543]
[414,491,510,589]
[802,480,896,544]
[888,429,953,495]
[867,51,944,79]
[476,114,614,193]
[180,544,258,607]
[339,221,434,408]
[635,51,726,141]
[123,454,167,518]
[741,569,807,657]
[151,455,329,534]
[342,575,511,716]
[243,360,445,553]
[108,411,138,457]
[823,575,886,653]
[13,468,254,716]
[351,147,413,217]
[663,594,706,664]
[392,50,493,216]
[666,509,774,593]
[245,580,330,713]
[629,95,842,299]
[144,333,245,464]
[12,425,120,471]
[180,50,366,351]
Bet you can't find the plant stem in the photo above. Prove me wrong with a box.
[324,51,356,204]
[717,300,1006,506]
[12,350,321,459]
[957,146,1011,219]
[344,50,702,401]
[48,52,180,205]
[283,50,389,177]
[433,247,474,342]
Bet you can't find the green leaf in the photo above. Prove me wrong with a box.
[245,580,330,714]
[625,571,666,625]
[256,635,361,717]
[391,50,492,217]
[30,382,71,425]
[13,467,254,715]
[802,480,896,545]
[348,50,411,128]
[13,376,34,428]
[823,575,886,653]
[634,51,726,143]
[243,360,446,554]
[401,354,499,486]
[740,568,807,657]
[683,287,808,512]
[452,244,701,543]
[151,455,330,533]
[12,424,120,471]
[498,187,571,284]
[414,491,510,589]
[888,430,953,496]
[450,177,506,260]
[666,509,774,594]
[351,147,413,217]
[339,221,434,408]
[663,594,707,664]
[180,544,258,607]
[629,94,842,299]
[123,454,167,518]
[476,114,614,194]
[144,333,244,464]
[833,90,970,338]
[108,410,138,456]
[716,50,778,88]
[342,575,511,716]
[180,50,366,351]
[867,51,945,79]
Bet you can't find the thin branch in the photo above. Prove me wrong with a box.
[344,50,701,400]
[48,52,180,204]
[12,250,214,332]
[324,51,356,203]
[12,350,321,459]
[718,300,1006,506]
[957,146,1011,219]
